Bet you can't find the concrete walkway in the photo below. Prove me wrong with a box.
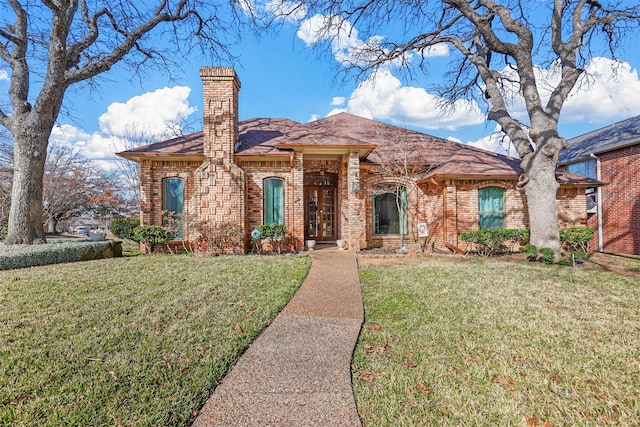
[192,250,364,427]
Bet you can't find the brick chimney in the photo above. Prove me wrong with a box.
[196,67,246,252]
[200,67,241,163]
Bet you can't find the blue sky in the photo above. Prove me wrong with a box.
[3,6,640,170]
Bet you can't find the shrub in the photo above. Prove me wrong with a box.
[571,250,588,264]
[255,223,286,239]
[524,244,538,260]
[215,221,245,254]
[0,240,121,270]
[110,218,140,240]
[539,247,555,264]
[459,228,528,257]
[560,226,594,253]
[132,225,169,254]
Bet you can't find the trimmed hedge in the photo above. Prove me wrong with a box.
[0,240,123,270]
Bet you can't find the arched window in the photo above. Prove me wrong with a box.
[373,186,407,235]
[478,186,505,229]
[162,177,184,237]
[263,178,284,224]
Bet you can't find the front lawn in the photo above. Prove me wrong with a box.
[0,255,310,426]
[354,257,640,426]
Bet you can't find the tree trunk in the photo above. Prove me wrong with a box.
[5,131,48,245]
[47,217,58,234]
[521,145,563,262]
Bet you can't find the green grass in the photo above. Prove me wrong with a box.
[354,257,640,426]
[0,254,310,426]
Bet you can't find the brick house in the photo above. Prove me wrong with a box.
[117,66,595,253]
[558,115,640,255]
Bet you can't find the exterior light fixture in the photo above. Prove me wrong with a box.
[352,181,360,193]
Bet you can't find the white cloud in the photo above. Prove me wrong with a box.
[0,70,8,82]
[562,58,640,123]
[417,44,450,58]
[297,14,406,67]
[497,57,640,125]
[51,86,197,170]
[98,86,195,139]
[341,69,485,131]
[331,96,345,106]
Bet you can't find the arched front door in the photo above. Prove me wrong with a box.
[304,173,337,241]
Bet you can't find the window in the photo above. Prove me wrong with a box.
[373,186,407,235]
[263,178,284,224]
[162,177,184,237]
[567,160,596,179]
[586,188,597,214]
[478,187,505,229]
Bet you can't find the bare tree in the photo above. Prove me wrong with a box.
[112,122,192,210]
[1,138,131,234]
[372,129,440,250]
[0,128,12,233]
[280,0,640,261]
[42,143,97,233]
[0,0,241,245]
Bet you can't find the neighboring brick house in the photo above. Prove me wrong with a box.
[117,66,596,253]
[558,115,640,255]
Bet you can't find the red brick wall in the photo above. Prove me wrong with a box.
[240,159,297,248]
[599,144,640,254]
[139,160,201,227]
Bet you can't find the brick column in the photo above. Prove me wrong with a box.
[347,151,366,250]
[139,159,153,225]
[444,181,458,246]
[292,151,305,251]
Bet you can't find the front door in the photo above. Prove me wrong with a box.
[305,173,337,241]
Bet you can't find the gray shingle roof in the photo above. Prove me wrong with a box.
[558,114,640,164]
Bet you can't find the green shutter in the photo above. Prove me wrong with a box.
[162,178,184,214]
[162,178,184,238]
[264,178,284,225]
[478,187,505,229]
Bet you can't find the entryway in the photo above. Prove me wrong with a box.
[304,173,338,242]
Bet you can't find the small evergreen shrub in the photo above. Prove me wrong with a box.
[524,244,538,260]
[459,228,528,257]
[255,223,286,239]
[571,250,588,263]
[539,247,555,264]
[254,223,288,254]
[110,218,140,240]
[132,225,169,253]
[560,226,594,253]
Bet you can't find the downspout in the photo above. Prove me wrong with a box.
[590,153,603,252]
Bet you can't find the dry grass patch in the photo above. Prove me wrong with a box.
[355,257,640,426]
[1,255,310,426]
